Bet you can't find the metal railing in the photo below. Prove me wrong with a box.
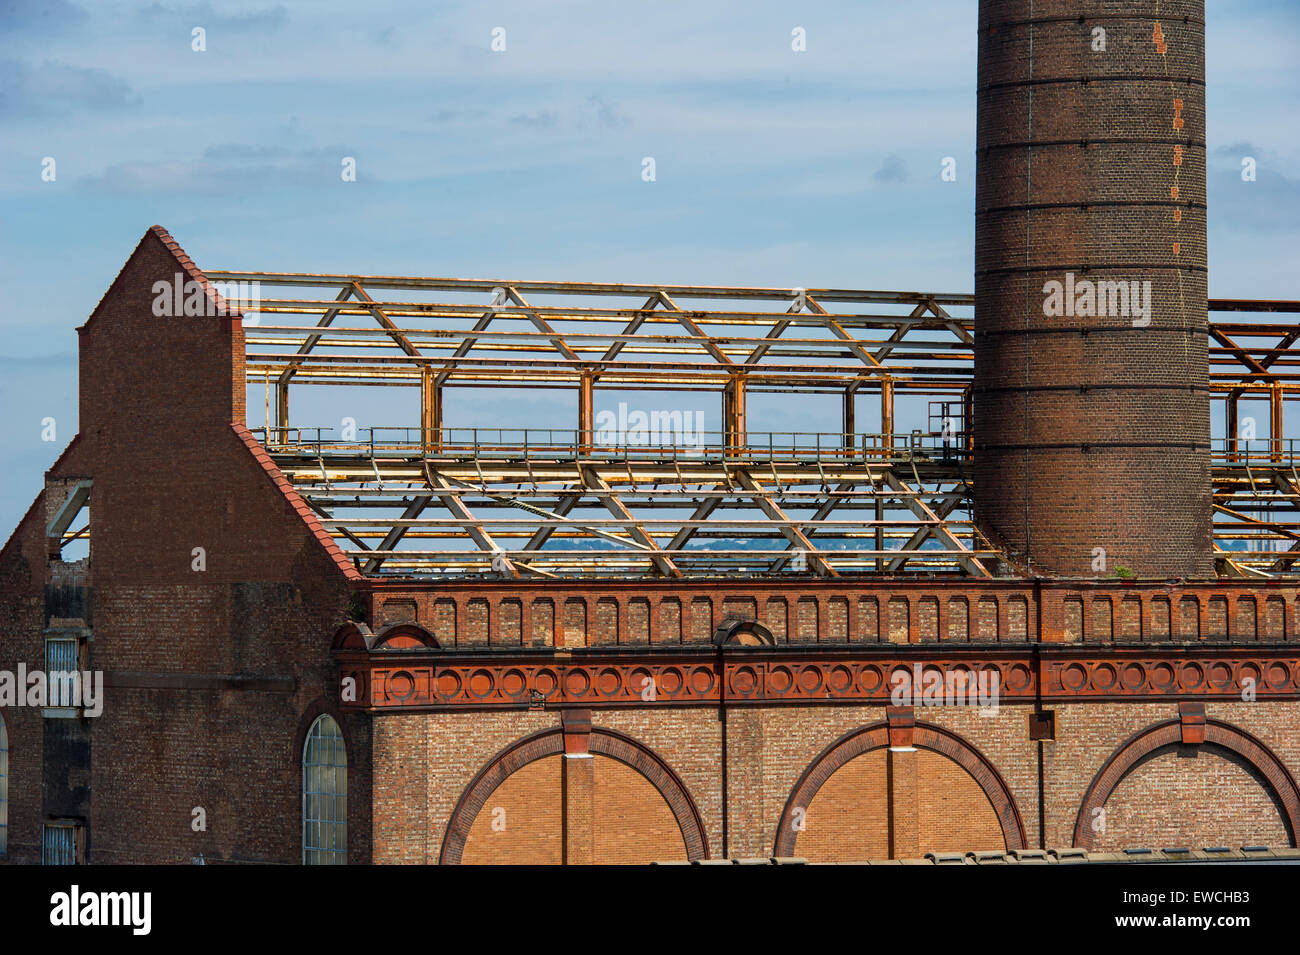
[253,426,974,464]
[1211,437,1300,466]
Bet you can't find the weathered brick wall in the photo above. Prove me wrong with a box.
[0,498,51,863]
[372,710,554,863]
[1040,700,1300,849]
[0,228,370,864]
[588,756,686,863]
[462,756,564,864]
[974,0,1212,577]
[372,699,1300,864]
[797,749,892,861]
[593,708,722,855]
[796,748,1007,860]
[88,688,369,864]
[1093,748,1289,849]
[458,754,688,865]
[367,579,1300,648]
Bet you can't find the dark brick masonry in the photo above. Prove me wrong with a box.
[973,1,1213,577]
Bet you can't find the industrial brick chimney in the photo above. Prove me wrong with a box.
[973,0,1213,578]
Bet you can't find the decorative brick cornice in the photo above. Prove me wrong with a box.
[358,577,1300,646]
[335,644,1300,712]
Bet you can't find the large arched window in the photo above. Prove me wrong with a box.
[0,715,8,856]
[302,714,347,865]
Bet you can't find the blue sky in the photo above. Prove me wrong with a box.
[1,0,1298,533]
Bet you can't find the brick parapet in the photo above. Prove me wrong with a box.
[359,577,1300,648]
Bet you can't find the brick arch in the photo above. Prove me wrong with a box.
[440,725,708,864]
[712,617,776,646]
[372,622,439,650]
[1073,718,1300,850]
[773,721,1026,857]
[331,620,441,651]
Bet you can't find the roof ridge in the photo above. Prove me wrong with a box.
[83,225,243,329]
[146,224,242,320]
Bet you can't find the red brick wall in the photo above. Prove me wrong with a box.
[0,228,369,864]
[1092,747,1289,850]
[795,748,1005,861]
[974,1,1212,577]
[458,754,687,865]
[1040,701,1300,849]
[797,749,891,860]
[462,755,563,865]
[0,498,50,863]
[372,710,555,863]
[592,756,686,863]
[372,699,1300,863]
[367,578,1300,648]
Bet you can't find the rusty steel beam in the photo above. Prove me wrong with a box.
[196,267,1300,579]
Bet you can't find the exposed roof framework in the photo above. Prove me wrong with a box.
[217,275,976,396]
[197,270,1300,579]
[1204,304,1300,578]
[263,437,994,578]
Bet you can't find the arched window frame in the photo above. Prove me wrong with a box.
[302,714,347,865]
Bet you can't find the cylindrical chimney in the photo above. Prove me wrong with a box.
[974,0,1212,577]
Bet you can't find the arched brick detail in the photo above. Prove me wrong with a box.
[372,622,439,650]
[712,618,776,646]
[587,730,708,859]
[291,697,350,771]
[440,725,708,864]
[1073,718,1300,849]
[332,621,370,652]
[332,620,440,651]
[773,721,1026,856]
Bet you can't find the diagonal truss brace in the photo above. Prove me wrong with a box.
[424,471,521,578]
[580,465,682,577]
[732,469,838,577]
[881,470,990,577]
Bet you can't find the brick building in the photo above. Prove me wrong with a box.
[2,0,1299,865]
